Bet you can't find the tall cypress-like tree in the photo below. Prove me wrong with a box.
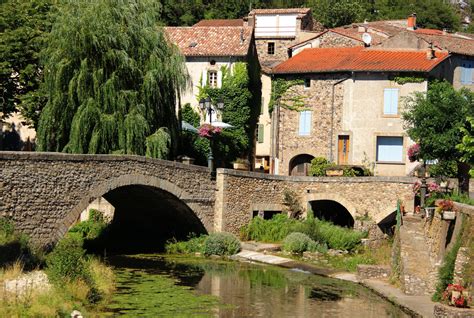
[36,0,187,158]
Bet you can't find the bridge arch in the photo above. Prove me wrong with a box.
[306,193,357,228]
[56,173,210,250]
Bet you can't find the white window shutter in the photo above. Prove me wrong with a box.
[217,70,222,88]
[202,70,207,86]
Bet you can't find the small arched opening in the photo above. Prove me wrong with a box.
[289,154,314,176]
[309,200,355,228]
[377,211,397,236]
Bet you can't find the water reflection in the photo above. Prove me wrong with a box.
[106,255,409,318]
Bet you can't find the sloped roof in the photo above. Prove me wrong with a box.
[164,26,253,57]
[272,47,449,74]
[414,33,474,56]
[193,19,244,27]
[249,8,311,15]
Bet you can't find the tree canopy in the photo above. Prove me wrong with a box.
[402,81,474,191]
[36,0,188,159]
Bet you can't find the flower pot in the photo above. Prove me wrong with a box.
[442,211,456,220]
[233,162,249,171]
[325,168,344,176]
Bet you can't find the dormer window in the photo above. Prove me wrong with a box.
[208,71,218,87]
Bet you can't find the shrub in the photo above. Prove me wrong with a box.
[46,233,88,285]
[316,220,366,251]
[309,157,333,176]
[165,234,207,254]
[203,232,241,256]
[282,232,325,254]
[69,209,107,240]
[240,214,297,242]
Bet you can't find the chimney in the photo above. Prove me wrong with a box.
[407,13,417,30]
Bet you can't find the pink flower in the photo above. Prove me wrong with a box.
[408,143,421,162]
[198,124,222,138]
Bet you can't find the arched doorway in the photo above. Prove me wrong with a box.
[309,200,355,228]
[289,154,314,176]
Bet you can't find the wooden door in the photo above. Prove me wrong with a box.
[338,136,350,164]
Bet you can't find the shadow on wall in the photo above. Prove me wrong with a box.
[310,200,354,228]
[1,123,35,151]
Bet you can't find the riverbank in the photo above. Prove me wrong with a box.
[234,249,435,317]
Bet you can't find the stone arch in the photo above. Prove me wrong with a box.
[306,193,357,227]
[289,154,315,176]
[55,173,209,244]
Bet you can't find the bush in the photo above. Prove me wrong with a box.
[165,235,207,254]
[283,232,325,254]
[46,233,88,285]
[240,214,297,242]
[309,157,333,176]
[69,209,107,240]
[317,220,366,251]
[203,232,241,256]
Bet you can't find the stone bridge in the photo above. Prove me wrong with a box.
[0,152,416,247]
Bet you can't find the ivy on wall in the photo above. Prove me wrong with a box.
[269,78,305,114]
[392,76,425,85]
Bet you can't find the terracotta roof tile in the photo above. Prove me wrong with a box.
[414,33,474,56]
[164,26,253,57]
[193,19,244,27]
[272,47,449,74]
[250,8,311,15]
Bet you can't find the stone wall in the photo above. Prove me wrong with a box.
[434,304,474,318]
[276,74,346,175]
[0,152,215,246]
[357,265,391,280]
[215,168,415,235]
[255,38,294,64]
[318,31,361,48]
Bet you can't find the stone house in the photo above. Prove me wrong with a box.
[164,25,257,123]
[269,46,449,176]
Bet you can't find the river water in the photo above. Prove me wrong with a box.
[104,254,410,318]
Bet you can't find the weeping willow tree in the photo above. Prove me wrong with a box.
[36,0,188,158]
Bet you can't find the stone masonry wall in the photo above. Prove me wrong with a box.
[318,31,362,48]
[277,74,346,176]
[255,38,294,64]
[0,152,215,246]
[216,169,415,235]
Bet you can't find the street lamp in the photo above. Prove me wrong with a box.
[199,97,224,179]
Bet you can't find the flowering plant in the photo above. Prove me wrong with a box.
[198,124,222,138]
[442,284,471,308]
[408,143,421,162]
[436,199,454,213]
[412,181,441,195]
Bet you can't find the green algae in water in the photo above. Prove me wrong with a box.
[105,268,222,317]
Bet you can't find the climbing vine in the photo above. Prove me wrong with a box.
[393,76,425,85]
[269,78,305,114]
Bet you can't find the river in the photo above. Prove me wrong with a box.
[103,254,409,317]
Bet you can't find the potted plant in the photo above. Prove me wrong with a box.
[442,284,471,308]
[436,199,456,220]
[233,158,249,171]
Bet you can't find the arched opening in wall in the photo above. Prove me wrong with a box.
[309,200,354,228]
[377,211,397,236]
[83,184,207,254]
[289,154,314,176]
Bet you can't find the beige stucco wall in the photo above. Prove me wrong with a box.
[341,74,425,176]
[255,73,272,160]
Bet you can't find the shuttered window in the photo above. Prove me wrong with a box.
[298,110,311,136]
[461,60,473,85]
[376,136,403,162]
[257,124,264,143]
[383,88,399,115]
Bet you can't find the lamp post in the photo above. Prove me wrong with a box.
[199,97,224,179]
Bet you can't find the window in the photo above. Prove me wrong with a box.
[257,124,264,143]
[208,71,218,87]
[383,88,399,115]
[268,42,275,55]
[298,110,312,136]
[260,97,264,115]
[376,136,403,162]
[304,78,311,89]
[461,60,473,85]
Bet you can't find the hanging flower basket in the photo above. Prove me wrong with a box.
[198,124,222,139]
[407,143,421,162]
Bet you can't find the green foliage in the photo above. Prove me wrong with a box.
[432,217,466,301]
[46,233,88,285]
[317,220,366,251]
[309,157,333,176]
[68,209,107,240]
[165,234,207,254]
[310,0,366,28]
[0,0,56,124]
[145,127,171,159]
[457,117,474,177]
[36,0,187,157]
[282,232,326,254]
[429,160,458,178]
[393,76,425,85]
[0,217,16,245]
[269,78,305,114]
[282,189,303,218]
[240,214,297,242]
[182,103,200,127]
[203,232,241,256]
